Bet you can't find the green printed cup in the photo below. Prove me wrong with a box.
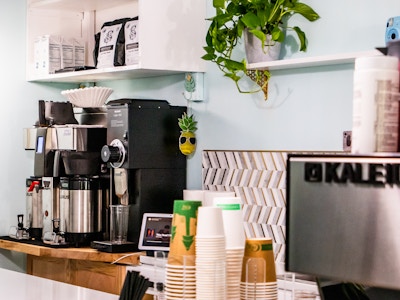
[168,200,202,266]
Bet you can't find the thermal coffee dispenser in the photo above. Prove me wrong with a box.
[96,99,187,252]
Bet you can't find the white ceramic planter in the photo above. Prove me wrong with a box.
[244,29,281,63]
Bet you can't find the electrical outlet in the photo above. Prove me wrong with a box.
[343,131,352,152]
[183,72,204,102]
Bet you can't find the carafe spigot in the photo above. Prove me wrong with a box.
[9,214,29,240]
[52,218,66,245]
[52,218,60,234]
[17,214,24,230]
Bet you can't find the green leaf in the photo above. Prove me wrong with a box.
[225,58,246,72]
[224,72,242,83]
[203,46,214,54]
[249,29,266,45]
[271,26,285,42]
[290,3,320,22]
[292,26,307,51]
[241,12,260,29]
[201,53,216,61]
[213,0,225,9]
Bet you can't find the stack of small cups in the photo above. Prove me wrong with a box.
[165,200,202,300]
[195,206,227,299]
[213,196,246,299]
[240,238,278,300]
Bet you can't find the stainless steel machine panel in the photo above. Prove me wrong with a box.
[287,154,400,290]
[41,177,59,237]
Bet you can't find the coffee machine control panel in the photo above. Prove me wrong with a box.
[101,139,126,168]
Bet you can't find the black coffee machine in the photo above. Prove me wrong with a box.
[97,99,187,252]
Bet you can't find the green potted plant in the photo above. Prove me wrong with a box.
[202,0,320,99]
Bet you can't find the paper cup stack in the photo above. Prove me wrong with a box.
[195,206,226,299]
[240,238,278,300]
[203,190,236,206]
[165,261,196,299]
[183,189,205,203]
[166,200,202,299]
[214,196,246,299]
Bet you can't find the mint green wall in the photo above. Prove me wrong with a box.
[104,1,397,188]
[0,0,397,270]
[0,2,76,271]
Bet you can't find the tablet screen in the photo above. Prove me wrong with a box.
[138,213,173,251]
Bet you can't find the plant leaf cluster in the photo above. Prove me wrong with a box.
[178,112,198,132]
[202,0,320,95]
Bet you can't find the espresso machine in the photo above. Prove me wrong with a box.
[23,101,109,246]
[94,99,187,252]
[286,154,400,298]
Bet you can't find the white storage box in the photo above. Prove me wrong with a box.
[33,35,62,75]
[33,35,86,75]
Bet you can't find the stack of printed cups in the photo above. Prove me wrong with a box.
[166,200,202,300]
[213,196,246,299]
[240,238,278,300]
[195,206,226,300]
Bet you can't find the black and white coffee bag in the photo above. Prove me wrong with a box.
[96,18,132,68]
[124,17,139,65]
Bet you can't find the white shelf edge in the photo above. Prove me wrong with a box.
[27,65,201,83]
[28,0,131,12]
[247,50,384,71]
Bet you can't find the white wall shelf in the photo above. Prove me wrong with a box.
[26,0,206,84]
[28,0,130,11]
[247,49,383,71]
[28,66,191,83]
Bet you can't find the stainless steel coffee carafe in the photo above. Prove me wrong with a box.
[60,177,103,246]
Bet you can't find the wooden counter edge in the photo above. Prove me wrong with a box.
[0,239,42,256]
[0,239,144,265]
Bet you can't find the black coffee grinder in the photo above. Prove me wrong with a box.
[93,99,187,252]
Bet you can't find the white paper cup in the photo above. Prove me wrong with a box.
[196,206,225,237]
[203,190,236,206]
[214,197,246,249]
[183,189,205,202]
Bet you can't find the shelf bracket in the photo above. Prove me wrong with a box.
[183,72,204,102]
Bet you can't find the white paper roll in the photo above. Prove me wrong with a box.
[203,190,236,206]
[352,56,400,153]
[183,189,205,202]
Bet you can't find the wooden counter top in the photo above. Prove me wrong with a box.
[0,239,144,265]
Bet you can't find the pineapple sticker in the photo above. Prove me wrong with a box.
[178,112,197,156]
